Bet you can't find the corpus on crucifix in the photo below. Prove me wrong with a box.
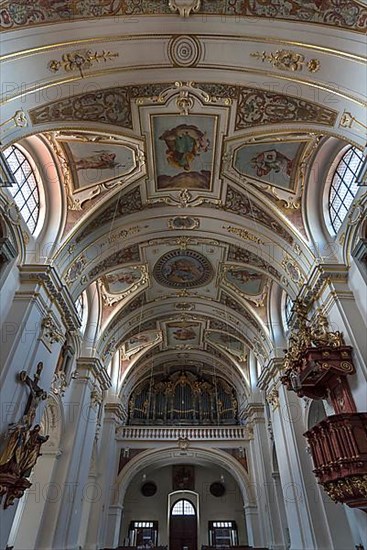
[19,361,47,423]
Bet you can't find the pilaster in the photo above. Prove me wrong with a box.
[36,358,111,550]
[0,266,76,549]
[105,504,124,549]
[85,402,125,550]
[245,401,287,550]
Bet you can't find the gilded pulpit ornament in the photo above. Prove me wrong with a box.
[281,300,354,411]
[281,301,367,511]
[0,363,49,509]
[168,0,201,17]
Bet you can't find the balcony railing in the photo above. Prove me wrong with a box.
[117,425,249,441]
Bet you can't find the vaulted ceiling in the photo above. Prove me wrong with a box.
[1,0,366,397]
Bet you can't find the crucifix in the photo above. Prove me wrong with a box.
[18,362,47,424]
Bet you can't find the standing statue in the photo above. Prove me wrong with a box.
[0,415,32,475]
[19,425,49,478]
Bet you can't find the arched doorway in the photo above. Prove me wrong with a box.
[115,447,256,548]
[169,498,197,550]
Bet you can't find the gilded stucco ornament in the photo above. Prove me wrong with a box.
[40,315,64,350]
[51,371,67,397]
[0,110,28,132]
[48,49,119,77]
[339,111,367,134]
[282,254,305,286]
[90,385,103,409]
[168,216,200,230]
[251,49,320,73]
[267,387,280,411]
[168,0,201,17]
[224,225,264,245]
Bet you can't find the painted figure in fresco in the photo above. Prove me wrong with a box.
[164,258,203,284]
[229,269,262,284]
[128,334,151,346]
[172,326,196,341]
[74,150,123,170]
[105,270,140,286]
[159,124,210,171]
[251,149,293,178]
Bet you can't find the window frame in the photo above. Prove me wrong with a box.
[327,145,365,234]
[208,520,238,547]
[3,144,42,235]
[171,499,196,516]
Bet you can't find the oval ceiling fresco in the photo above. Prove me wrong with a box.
[153,249,214,289]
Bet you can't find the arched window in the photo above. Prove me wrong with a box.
[75,291,88,334]
[328,146,365,233]
[75,293,85,320]
[284,294,293,328]
[3,145,40,234]
[171,499,195,516]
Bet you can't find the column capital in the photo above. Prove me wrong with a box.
[0,236,17,264]
[75,357,111,390]
[243,504,259,514]
[18,264,81,332]
[299,262,349,305]
[245,402,265,424]
[258,357,283,392]
[104,402,127,423]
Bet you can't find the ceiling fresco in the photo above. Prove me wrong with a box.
[234,141,304,192]
[153,115,215,191]
[153,249,214,289]
[45,131,145,209]
[100,265,149,307]
[205,330,248,362]
[1,0,366,32]
[2,3,364,395]
[29,82,337,131]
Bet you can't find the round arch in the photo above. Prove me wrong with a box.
[114,446,260,547]
[115,446,256,507]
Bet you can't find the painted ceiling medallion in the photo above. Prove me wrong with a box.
[153,249,213,288]
[168,0,201,17]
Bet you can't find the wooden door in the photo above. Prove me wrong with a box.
[169,499,197,550]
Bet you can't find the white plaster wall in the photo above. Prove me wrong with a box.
[121,464,247,548]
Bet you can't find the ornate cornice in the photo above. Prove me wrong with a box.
[257,357,284,393]
[104,402,127,423]
[18,265,81,332]
[75,357,111,390]
[0,237,17,264]
[244,402,265,425]
[296,263,349,308]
